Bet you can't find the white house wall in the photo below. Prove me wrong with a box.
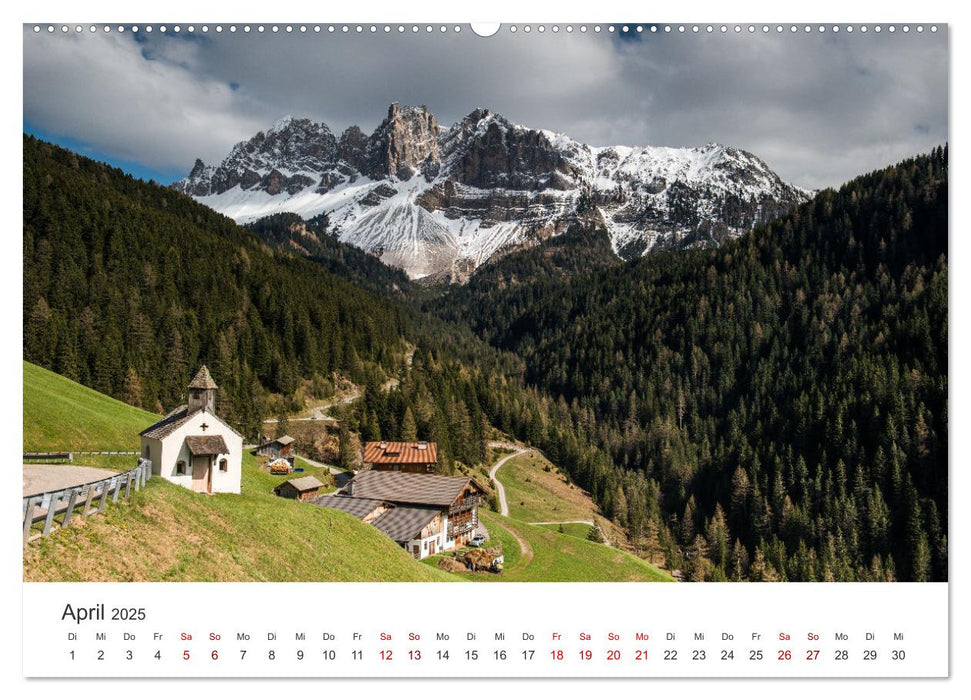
[405,515,454,560]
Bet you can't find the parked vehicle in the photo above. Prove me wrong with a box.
[469,534,487,547]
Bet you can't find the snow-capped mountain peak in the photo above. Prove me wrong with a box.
[174,104,811,280]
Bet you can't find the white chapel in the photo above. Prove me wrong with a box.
[139,366,243,495]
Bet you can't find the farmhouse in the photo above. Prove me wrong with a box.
[364,441,438,473]
[317,470,484,559]
[257,434,295,463]
[274,475,325,502]
[139,366,243,495]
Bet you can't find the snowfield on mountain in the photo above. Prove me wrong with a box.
[175,104,812,280]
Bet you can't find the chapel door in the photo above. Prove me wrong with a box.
[192,456,211,494]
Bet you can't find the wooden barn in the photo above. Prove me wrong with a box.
[258,435,296,462]
[363,441,438,473]
[274,475,324,502]
[317,470,484,558]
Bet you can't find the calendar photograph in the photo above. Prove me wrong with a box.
[22,21,947,589]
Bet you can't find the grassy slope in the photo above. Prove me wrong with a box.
[428,511,672,582]
[23,361,159,451]
[540,522,594,539]
[501,452,596,523]
[497,451,626,546]
[22,362,457,582]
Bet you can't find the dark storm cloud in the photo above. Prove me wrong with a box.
[23,25,947,188]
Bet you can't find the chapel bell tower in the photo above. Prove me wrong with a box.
[187,365,218,414]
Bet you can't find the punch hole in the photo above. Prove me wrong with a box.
[470,23,501,37]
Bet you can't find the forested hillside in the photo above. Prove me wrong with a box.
[244,212,412,298]
[20,136,565,478]
[433,148,948,582]
[23,135,410,436]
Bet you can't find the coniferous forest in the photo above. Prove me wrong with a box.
[433,147,948,582]
[23,134,947,581]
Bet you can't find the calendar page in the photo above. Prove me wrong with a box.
[16,0,954,690]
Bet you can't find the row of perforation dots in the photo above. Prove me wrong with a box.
[31,24,940,35]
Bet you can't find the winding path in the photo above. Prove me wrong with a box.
[486,442,612,548]
[487,442,535,517]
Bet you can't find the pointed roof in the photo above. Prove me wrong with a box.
[140,404,245,441]
[140,405,199,440]
[189,365,218,390]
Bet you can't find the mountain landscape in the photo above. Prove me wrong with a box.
[175,104,811,280]
[24,131,947,582]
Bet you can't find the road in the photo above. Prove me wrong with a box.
[294,454,344,478]
[486,442,535,517]
[23,464,119,497]
[294,455,355,489]
[263,392,362,424]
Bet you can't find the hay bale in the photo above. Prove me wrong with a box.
[437,557,467,572]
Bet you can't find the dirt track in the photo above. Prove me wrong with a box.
[487,443,536,516]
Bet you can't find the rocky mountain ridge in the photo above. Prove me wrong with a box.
[175,103,812,280]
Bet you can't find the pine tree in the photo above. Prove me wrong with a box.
[275,412,290,439]
[705,503,731,568]
[401,407,417,441]
[338,421,355,471]
[122,367,143,407]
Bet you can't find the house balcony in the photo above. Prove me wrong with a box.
[448,516,478,540]
[448,495,479,517]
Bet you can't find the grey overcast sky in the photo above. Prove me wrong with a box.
[23,25,947,189]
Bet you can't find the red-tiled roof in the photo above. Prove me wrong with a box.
[364,441,437,465]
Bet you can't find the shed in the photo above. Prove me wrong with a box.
[274,475,325,502]
[258,435,296,462]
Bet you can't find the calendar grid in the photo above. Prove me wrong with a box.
[24,582,948,678]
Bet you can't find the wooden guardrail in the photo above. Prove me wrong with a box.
[22,458,152,546]
[23,451,141,462]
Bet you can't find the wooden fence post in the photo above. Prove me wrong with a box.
[24,462,149,546]
[61,488,80,529]
[98,483,110,513]
[42,491,61,538]
[23,497,37,545]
